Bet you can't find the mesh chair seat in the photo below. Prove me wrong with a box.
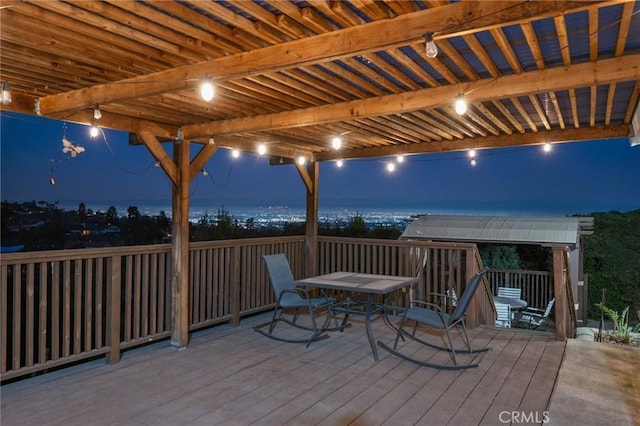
[378,268,491,370]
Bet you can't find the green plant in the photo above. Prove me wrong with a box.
[596,303,637,345]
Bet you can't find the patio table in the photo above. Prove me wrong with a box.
[295,271,418,361]
[493,295,527,310]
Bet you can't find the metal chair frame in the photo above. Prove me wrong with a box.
[378,268,491,370]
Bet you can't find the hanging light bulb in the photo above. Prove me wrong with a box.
[336,159,344,168]
[470,158,477,167]
[454,94,467,115]
[231,148,240,158]
[331,136,342,150]
[1,82,12,105]
[297,155,306,165]
[386,162,396,173]
[201,169,208,176]
[424,33,438,59]
[257,143,267,156]
[89,122,100,138]
[543,142,552,153]
[396,154,404,163]
[200,77,215,101]
[93,104,102,120]
[468,149,476,158]
[208,136,215,145]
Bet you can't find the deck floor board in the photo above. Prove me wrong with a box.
[1,312,564,426]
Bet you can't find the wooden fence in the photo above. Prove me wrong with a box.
[2,236,495,381]
[486,268,554,309]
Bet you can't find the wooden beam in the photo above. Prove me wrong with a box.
[189,143,218,182]
[314,125,629,161]
[295,161,313,193]
[36,1,605,115]
[136,131,178,186]
[183,55,640,138]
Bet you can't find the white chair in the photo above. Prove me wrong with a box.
[495,302,512,328]
[516,299,555,330]
[497,287,522,300]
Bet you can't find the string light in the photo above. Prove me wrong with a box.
[297,155,306,165]
[257,143,267,155]
[332,136,342,150]
[200,76,215,101]
[470,158,477,167]
[208,136,215,145]
[386,162,396,173]
[1,82,11,105]
[454,94,467,115]
[89,122,99,138]
[336,159,343,168]
[468,149,476,158]
[93,104,102,120]
[231,148,240,158]
[424,33,438,58]
[396,154,404,163]
[543,142,552,153]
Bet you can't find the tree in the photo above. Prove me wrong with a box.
[106,206,118,225]
[479,245,521,269]
[78,202,87,223]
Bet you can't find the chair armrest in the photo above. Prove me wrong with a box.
[409,300,446,314]
[522,307,545,314]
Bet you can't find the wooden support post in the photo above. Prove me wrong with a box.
[296,161,318,277]
[231,246,241,327]
[106,255,121,364]
[465,248,480,327]
[171,139,190,349]
[553,246,567,341]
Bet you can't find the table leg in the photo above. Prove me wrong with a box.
[365,294,379,361]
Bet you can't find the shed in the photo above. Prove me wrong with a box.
[400,214,594,324]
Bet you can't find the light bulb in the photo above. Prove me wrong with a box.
[386,162,396,173]
[93,104,102,120]
[396,154,404,163]
[89,124,99,138]
[297,155,306,165]
[424,33,438,59]
[208,137,215,145]
[231,149,240,158]
[201,170,208,176]
[468,149,476,158]
[543,142,552,153]
[1,82,12,105]
[332,136,342,150]
[455,95,467,115]
[257,143,267,155]
[470,158,477,167]
[200,77,215,101]
[336,159,343,168]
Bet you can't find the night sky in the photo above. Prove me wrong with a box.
[1,112,639,216]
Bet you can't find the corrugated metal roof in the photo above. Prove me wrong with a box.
[400,215,593,247]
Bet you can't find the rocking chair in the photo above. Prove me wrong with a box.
[378,268,490,370]
[254,254,334,347]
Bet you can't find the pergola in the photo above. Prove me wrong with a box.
[1,0,639,348]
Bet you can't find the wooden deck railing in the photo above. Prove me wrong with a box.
[2,236,495,381]
[486,268,554,310]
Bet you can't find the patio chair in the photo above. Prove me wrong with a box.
[497,286,522,300]
[515,299,555,330]
[253,254,336,347]
[494,302,512,328]
[378,268,490,370]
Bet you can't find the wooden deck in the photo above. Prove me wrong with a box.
[1,313,564,425]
